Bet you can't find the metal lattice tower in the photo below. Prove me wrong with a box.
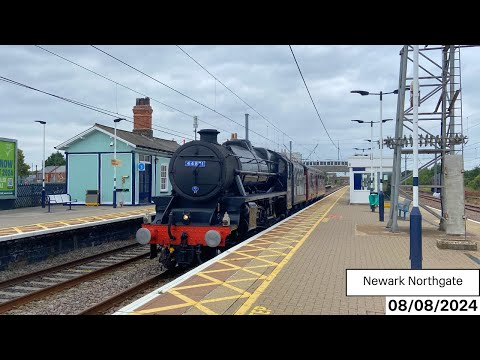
[386,45,468,233]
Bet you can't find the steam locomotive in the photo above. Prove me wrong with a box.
[136,129,326,269]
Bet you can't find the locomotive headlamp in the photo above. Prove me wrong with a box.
[136,228,151,245]
[205,230,221,247]
[182,213,191,224]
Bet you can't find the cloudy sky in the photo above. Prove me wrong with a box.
[1,45,479,171]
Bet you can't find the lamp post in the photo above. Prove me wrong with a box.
[35,121,46,208]
[352,89,399,222]
[113,118,125,208]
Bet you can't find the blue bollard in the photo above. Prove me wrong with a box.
[379,191,384,222]
[409,206,422,269]
[41,188,46,208]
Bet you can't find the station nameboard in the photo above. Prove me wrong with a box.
[0,137,17,199]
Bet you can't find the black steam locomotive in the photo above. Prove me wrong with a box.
[136,129,326,269]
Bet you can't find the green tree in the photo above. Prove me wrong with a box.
[45,151,66,166]
[17,148,30,177]
[467,174,480,190]
[465,166,480,185]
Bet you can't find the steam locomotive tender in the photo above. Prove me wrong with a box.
[136,129,326,269]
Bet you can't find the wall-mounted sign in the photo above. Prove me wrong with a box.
[111,159,122,166]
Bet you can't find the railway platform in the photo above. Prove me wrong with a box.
[0,204,155,242]
[115,186,480,315]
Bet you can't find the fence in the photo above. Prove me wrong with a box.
[14,183,67,209]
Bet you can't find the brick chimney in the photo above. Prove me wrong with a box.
[132,97,153,137]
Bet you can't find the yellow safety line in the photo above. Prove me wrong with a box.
[234,187,347,315]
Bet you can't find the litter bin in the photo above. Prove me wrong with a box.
[368,191,379,212]
[85,190,99,206]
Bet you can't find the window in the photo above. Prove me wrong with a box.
[160,164,168,192]
[354,173,373,191]
[139,154,151,163]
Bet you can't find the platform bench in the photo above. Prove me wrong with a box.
[47,194,78,212]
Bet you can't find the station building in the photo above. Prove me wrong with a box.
[56,98,179,206]
[348,155,393,204]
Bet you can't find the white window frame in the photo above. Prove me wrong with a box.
[160,164,168,192]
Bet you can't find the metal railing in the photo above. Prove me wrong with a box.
[14,183,66,208]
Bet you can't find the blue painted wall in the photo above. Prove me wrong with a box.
[100,153,133,204]
[67,154,98,204]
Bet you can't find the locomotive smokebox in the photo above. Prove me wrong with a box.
[169,129,238,202]
[198,129,220,144]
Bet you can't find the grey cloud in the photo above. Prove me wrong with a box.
[0,45,478,171]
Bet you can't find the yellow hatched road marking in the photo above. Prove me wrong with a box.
[197,273,251,295]
[132,302,192,315]
[217,260,267,277]
[174,276,261,291]
[194,303,217,315]
[233,251,278,266]
[200,293,250,304]
[169,289,196,305]
[234,187,347,315]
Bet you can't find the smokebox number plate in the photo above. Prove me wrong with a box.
[185,161,206,167]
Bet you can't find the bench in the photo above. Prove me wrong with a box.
[47,194,78,212]
[398,199,411,220]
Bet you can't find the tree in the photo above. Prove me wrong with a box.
[45,151,66,166]
[17,148,30,177]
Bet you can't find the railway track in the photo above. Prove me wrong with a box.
[404,191,480,214]
[79,268,186,315]
[419,193,480,213]
[0,243,149,314]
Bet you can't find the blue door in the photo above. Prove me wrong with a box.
[139,163,152,204]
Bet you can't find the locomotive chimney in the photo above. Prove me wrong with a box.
[198,129,220,144]
[132,97,153,138]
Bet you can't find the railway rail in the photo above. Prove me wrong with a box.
[0,243,149,313]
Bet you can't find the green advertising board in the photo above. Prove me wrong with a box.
[0,137,17,199]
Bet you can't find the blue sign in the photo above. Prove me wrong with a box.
[138,162,145,171]
[192,186,199,194]
[185,160,205,167]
